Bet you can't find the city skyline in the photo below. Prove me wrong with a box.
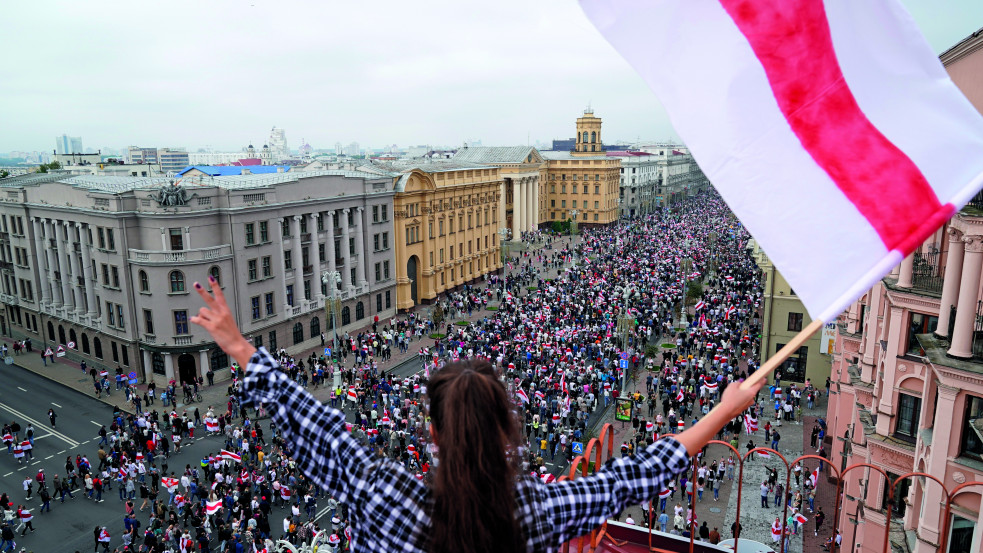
[1,0,980,153]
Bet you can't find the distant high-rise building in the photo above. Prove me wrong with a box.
[335,142,344,155]
[344,142,360,157]
[158,148,189,174]
[55,135,83,155]
[268,127,289,162]
[127,146,159,165]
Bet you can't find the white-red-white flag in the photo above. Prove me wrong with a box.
[220,449,241,463]
[581,0,983,322]
[516,389,529,404]
[206,500,223,515]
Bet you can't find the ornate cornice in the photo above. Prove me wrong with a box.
[935,367,983,388]
[869,440,916,471]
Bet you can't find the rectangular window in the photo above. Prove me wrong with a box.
[373,205,379,223]
[384,261,390,279]
[430,251,434,267]
[282,219,291,237]
[450,245,454,260]
[111,266,120,288]
[262,256,272,277]
[304,280,311,300]
[248,259,258,281]
[286,285,294,307]
[284,250,292,270]
[251,296,261,320]
[594,201,599,209]
[561,200,566,208]
[106,228,115,250]
[259,221,269,242]
[386,291,391,308]
[253,335,263,348]
[383,232,389,249]
[101,264,110,286]
[906,312,938,355]
[318,244,325,263]
[302,247,309,268]
[788,312,803,332]
[111,341,119,363]
[349,237,355,255]
[375,263,381,282]
[350,268,357,287]
[265,292,275,316]
[377,293,382,312]
[300,217,308,234]
[144,309,154,334]
[116,304,124,329]
[174,310,188,334]
[97,227,105,249]
[961,396,983,460]
[382,205,388,221]
[373,234,380,251]
[268,330,277,352]
[245,223,255,245]
[106,301,115,326]
[572,200,577,208]
[895,393,921,442]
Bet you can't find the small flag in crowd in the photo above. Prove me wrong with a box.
[794,512,809,525]
[220,449,241,463]
[809,467,820,488]
[659,489,671,499]
[515,389,529,404]
[694,300,706,311]
[205,500,223,515]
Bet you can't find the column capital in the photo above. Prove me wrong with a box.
[292,215,302,221]
[74,221,82,228]
[947,227,964,241]
[964,235,983,253]
[278,217,285,223]
[937,383,961,400]
[342,207,350,215]
[356,206,364,213]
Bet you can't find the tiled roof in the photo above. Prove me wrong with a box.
[452,146,538,164]
[540,151,610,161]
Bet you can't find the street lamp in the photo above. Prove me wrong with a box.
[569,209,579,236]
[616,287,635,391]
[321,270,342,357]
[498,227,512,267]
[679,240,692,328]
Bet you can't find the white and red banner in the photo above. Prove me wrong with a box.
[581,0,983,322]
[206,499,223,515]
[220,449,241,463]
[161,477,179,491]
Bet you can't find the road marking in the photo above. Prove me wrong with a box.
[44,455,53,459]
[2,472,10,477]
[90,421,102,427]
[16,387,26,392]
[57,450,65,455]
[313,505,332,522]
[81,440,90,445]
[0,401,79,448]
[51,403,61,408]
[30,460,39,465]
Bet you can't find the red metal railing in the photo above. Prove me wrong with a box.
[555,431,983,553]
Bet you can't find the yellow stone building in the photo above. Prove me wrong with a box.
[543,109,620,227]
[452,146,546,238]
[388,164,503,310]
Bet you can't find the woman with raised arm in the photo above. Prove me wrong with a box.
[190,276,763,553]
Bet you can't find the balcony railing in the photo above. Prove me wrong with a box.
[0,293,17,305]
[911,246,943,294]
[129,245,232,264]
[554,423,978,553]
[173,335,193,346]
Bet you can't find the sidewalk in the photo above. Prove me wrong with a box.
[1,235,581,415]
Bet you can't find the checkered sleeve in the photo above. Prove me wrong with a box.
[240,347,373,504]
[542,438,691,545]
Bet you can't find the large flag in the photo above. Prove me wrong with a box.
[205,499,223,515]
[581,0,983,322]
[516,389,529,404]
[220,449,241,463]
[809,466,820,488]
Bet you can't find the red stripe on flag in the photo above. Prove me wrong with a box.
[719,0,955,255]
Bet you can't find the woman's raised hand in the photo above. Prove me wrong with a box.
[191,275,257,367]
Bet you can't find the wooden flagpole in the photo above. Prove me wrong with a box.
[741,318,824,390]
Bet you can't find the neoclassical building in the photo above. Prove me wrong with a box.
[376,162,503,310]
[0,170,396,385]
[452,146,546,238]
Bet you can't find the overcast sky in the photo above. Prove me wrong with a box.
[1,1,980,153]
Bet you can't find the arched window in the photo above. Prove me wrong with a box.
[47,321,55,341]
[169,271,185,293]
[582,131,589,143]
[94,337,103,359]
[591,131,596,143]
[341,306,351,326]
[139,270,149,292]
[292,322,304,345]
[209,266,221,286]
[355,301,364,321]
[81,333,90,354]
[69,329,77,345]
[310,316,320,339]
[58,325,66,345]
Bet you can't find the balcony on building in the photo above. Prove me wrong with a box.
[128,245,232,264]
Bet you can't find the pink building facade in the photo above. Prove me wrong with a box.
[827,28,983,553]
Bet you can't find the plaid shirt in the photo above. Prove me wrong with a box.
[242,347,690,552]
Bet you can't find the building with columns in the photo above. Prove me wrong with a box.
[0,169,396,386]
[451,146,546,239]
[370,161,503,310]
[824,28,983,553]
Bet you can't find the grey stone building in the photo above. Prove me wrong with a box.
[0,169,397,385]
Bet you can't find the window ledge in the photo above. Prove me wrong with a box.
[168,291,190,296]
[139,291,152,296]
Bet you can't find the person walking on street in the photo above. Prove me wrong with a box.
[38,486,51,514]
[815,507,826,536]
[22,477,31,499]
[47,409,57,428]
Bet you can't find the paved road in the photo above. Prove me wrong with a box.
[0,361,238,552]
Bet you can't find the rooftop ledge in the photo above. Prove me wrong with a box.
[916,333,983,375]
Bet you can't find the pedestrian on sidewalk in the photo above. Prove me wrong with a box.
[47,409,56,428]
[22,478,31,499]
[815,507,826,536]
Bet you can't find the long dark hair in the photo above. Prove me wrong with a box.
[427,359,524,553]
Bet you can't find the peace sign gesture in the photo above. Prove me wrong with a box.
[191,276,257,368]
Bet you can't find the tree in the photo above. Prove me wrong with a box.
[0,170,9,179]
[431,304,444,327]
[35,161,61,174]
